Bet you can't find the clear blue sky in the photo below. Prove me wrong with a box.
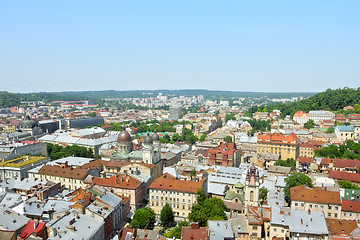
[0,1,359,93]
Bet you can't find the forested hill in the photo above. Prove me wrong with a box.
[250,88,360,117]
[57,89,315,100]
[0,91,85,108]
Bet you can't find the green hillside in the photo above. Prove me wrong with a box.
[250,87,360,117]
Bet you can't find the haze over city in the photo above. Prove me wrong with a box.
[0,1,359,93]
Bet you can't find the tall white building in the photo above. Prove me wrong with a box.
[308,110,335,124]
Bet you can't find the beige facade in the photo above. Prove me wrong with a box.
[291,201,341,219]
[257,142,299,160]
[30,172,87,190]
[149,188,197,219]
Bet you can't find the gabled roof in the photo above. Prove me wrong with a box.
[19,220,46,240]
[329,170,360,183]
[38,165,89,180]
[89,173,142,190]
[342,200,360,213]
[149,173,206,194]
[326,219,359,236]
[290,185,341,205]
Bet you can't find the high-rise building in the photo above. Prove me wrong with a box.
[169,105,182,120]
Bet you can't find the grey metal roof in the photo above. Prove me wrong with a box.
[271,207,329,235]
[0,192,23,208]
[0,207,29,231]
[49,157,94,167]
[48,209,104,240]
[208,220,234,240]
[208,183,227,196]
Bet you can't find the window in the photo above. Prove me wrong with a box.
[281,229,284,233]
[274,228,277,232]
[295,203,298,206]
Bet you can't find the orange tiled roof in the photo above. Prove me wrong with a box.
[149,173,206,194]
[258,133,299,145]
[326,218,359,236]
[333,159,360,169]
[298,156,314,164]
[90,173,142,189]
[290,185,341,205]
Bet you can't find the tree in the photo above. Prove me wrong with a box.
[160,134,171,143]
[326,127,335,133]
[160,203,174,228]
[224,136,233,143]
[304,119,315,129]
[274,158,296,169]
[338,180,360,190]
[188,195,227,227]
[199,134,207,142]
[284,172,313,198]
[196,188,207,205]
[131,207,155,229]
[259,187,268,205]
[164,221,189,239]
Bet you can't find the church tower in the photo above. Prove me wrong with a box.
[142,133,160,164]
[244,164,260,207]
[152,131,161,162]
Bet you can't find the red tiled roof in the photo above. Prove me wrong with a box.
[257,133,299,145]
[342,200,360,213]
[333,159,360,169]
[293,111,309,118]
[328,170,360,183]
[290,185,341,205]
[90,173,142,189]
[298,156,314,164]
[182,225,209,240]
[149,173,206,194]
[19,220,46,240]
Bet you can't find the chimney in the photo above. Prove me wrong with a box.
[191,222,199,229]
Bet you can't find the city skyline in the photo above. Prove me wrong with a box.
[0,1,359,93]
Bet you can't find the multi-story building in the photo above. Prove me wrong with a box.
[257,133,300,160]
[0,156,50,181]
[308,110,335,124]
[30,163,90,190]
[341,199,360,221]
[169,106,182,120]
[207,142,241,167]
[293,111,309,125]
[87,173,145,211]
[149,173,207,219]
[290,185,342,219]
[270,206,329,240]
[334,125,355,142]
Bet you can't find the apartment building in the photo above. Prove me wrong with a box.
[290,185,342,219]
[257,133,300,160]
[149,173,207,219]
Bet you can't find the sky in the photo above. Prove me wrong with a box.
[0,1,359,93]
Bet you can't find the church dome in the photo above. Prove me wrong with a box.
[19,118,37,129]
[152,131,160,141]
[117,129,131,143]
[144,133,153,144]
